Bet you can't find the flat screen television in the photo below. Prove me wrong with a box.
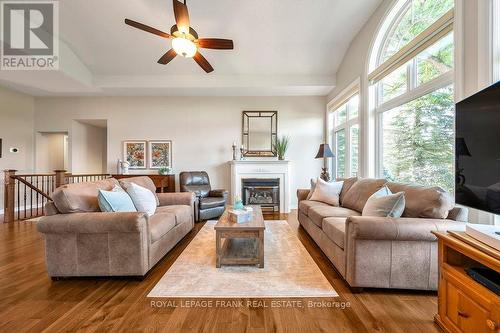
[455,81,500,214]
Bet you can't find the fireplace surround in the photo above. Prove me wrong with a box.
[229,160,291,213]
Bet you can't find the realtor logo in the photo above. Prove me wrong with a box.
[1,1,59,70]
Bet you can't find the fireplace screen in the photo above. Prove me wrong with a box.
[242,178,280,212]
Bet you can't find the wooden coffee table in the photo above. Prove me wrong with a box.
[215,205,265,268]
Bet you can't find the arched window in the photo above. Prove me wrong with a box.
[369,0,455,192]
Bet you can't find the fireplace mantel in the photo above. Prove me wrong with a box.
[229,160,291,213]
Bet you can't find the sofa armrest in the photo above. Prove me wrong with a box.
[37,212,148,234]
[157,192,195,208]
[345,216,466,242]
[209,189,228,198]
[297,189,310,204]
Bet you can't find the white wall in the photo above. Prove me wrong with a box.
[34,96,325,208]
[0,86,35,212]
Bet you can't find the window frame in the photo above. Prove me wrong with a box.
[328,89,360,179]
[371,1,455,180]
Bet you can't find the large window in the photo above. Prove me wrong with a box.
[370,0,455,192]
[329,93,360,179]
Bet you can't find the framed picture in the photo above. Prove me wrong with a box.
[123,141,147,169]
[148,140,172,169]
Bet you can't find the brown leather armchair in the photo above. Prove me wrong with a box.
[179,171,228,221]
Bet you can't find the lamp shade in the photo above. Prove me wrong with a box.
[456,138,471,157]
[315,143,334,159]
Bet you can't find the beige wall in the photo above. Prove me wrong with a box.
[35,132,67,172]
[34,96,325,208]
[0,86,35,212]
[71,121,107,174]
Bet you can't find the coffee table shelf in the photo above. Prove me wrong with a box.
[215,205,265,268]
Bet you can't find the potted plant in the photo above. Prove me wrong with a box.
[273,136,290,160]
[158,166,172,175]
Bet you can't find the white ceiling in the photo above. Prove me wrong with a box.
[0,0,382,96]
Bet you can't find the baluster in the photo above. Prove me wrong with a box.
[17,179,20,221]
[23,180,27,219]
[36,176,40,216]
[29,176,33,218]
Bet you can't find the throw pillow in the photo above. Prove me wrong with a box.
[98,185,137,213]
[126,183,157,216]
[309,178,344,206]
[306,178,317,200]
[362,186,405,218]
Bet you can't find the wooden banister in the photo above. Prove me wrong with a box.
[54,170,67,188]
[15,177,52,201]
[3,170,16,223]
[3,170,110,223]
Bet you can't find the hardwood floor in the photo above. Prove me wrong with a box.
[0,211,442,333]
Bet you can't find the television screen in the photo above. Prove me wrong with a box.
[455,81,500,214]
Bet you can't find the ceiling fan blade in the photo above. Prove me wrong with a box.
[173,0,190,34]
[193,52,214,73]
[197,38,234,50]
[124,19,171,39]
[158,49,177,64]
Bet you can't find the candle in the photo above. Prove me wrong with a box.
[232,141,236,147]
[240,144,244,149]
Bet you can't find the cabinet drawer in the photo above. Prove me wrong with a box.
[445,280,492,333]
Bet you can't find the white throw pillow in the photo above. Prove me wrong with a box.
[126,183,157,216]
[308,178,344,206]
[362,186,405,217]
[306,178,317,200]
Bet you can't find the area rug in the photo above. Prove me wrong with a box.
[148,220,338,298]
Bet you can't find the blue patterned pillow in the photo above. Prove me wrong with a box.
[98,185,137,212]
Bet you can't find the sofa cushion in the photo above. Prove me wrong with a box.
[200,197,226,209]
[386,182,454,219]
[298,200,331,215]
[156,205,192,225]
[308,206,360,228]
[52,178,120,214]
[362,186,405,218]
[98,185,137,213]
[309,179,344,206]
[322,217,346,249]
[118,176,160,206]
[341,178,387,212]
[126,183,157,216]
[340,177,358,205]
[148,213,176,243]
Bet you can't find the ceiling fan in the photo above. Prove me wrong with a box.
[124,0,233,73]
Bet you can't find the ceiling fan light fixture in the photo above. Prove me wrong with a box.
[172,37,197,58]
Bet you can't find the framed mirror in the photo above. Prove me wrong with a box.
[242,111,278,157]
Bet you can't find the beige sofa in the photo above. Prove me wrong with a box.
[37,176,195,278]
[297,178,468,290]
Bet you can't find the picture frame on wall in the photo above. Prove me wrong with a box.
[148,140,172,169]
[123,140,147,169]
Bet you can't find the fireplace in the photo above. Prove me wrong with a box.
[242,178,280,212]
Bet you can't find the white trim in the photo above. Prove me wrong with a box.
[326,78,361,110]
[454,0,465,102]
[477,0,493,88]
[375,71,454,114]
[493,0,500,82]
[369,9,454,84]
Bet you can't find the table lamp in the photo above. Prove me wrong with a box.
[315,143,334,181]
